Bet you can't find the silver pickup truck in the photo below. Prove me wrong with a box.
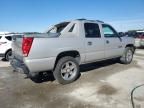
[11,19,135,84]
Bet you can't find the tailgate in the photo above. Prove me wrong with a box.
[12,35,24,61]
[12,33,59,61]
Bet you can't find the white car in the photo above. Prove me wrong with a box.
[135,32,144,48]
[0,34,22,61]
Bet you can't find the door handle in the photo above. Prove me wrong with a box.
[106,40,109,44]
[118,45,122,48]
[88,41,92,45]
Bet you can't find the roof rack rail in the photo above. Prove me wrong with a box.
[76,19,104,23]
[96,20,104,23]
[76,18,87,21]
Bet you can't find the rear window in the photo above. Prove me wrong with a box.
[69,24,75,32]
[48,22,70,33]
[5,36,12,41]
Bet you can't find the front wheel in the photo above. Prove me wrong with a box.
[120,47,134,64]
[53,56,80,84]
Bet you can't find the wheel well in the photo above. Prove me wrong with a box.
[54,50,80,69]
[125,44,135,52]
[5,49,12,56]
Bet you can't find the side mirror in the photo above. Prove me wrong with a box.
[118,32,125,37]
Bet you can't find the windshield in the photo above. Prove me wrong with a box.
[47,22,69,33]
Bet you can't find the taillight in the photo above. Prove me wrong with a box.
[22,37,34,57]
[137,35,144,39]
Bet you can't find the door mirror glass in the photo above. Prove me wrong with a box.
[118,32,125,37]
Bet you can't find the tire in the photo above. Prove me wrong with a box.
[5,50,12,61]
[29,72,41,83]
[53,56,80,84]
[120,47,134,64]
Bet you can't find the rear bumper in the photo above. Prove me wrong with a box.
[140,41,144,46]
[0,53,5,57]
[10,57,56,75]
[10,58,29,74]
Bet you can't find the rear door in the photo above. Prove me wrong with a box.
[5,35,12,48]
[84,23,105,62]
[0,35,12,54]
[102,24,124,58]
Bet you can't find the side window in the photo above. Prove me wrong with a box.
[0,36,2,39]
[5,36,12,41]
[49,27,57,33]
[102,24,118,38]
[69,24,75,32]
[84,23,101,38]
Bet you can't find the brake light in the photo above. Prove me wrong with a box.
[137,35,144,39]
[138,36,144,39]
[22,37,34,57]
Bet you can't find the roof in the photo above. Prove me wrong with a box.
[0,32,11,35]
[0,33,23,36]
[136,30,144,33]
[76,18,104,23]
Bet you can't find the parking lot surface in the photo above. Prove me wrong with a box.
[0,49,144,108]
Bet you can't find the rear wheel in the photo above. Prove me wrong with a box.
[120,47,134,64]
[5,50,12,61]
[53,56,80,84]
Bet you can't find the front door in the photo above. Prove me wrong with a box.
[102,24,124,58]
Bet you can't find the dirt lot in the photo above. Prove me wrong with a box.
[0,49,144,108]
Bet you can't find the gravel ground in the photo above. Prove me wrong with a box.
[0,49,144,108]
